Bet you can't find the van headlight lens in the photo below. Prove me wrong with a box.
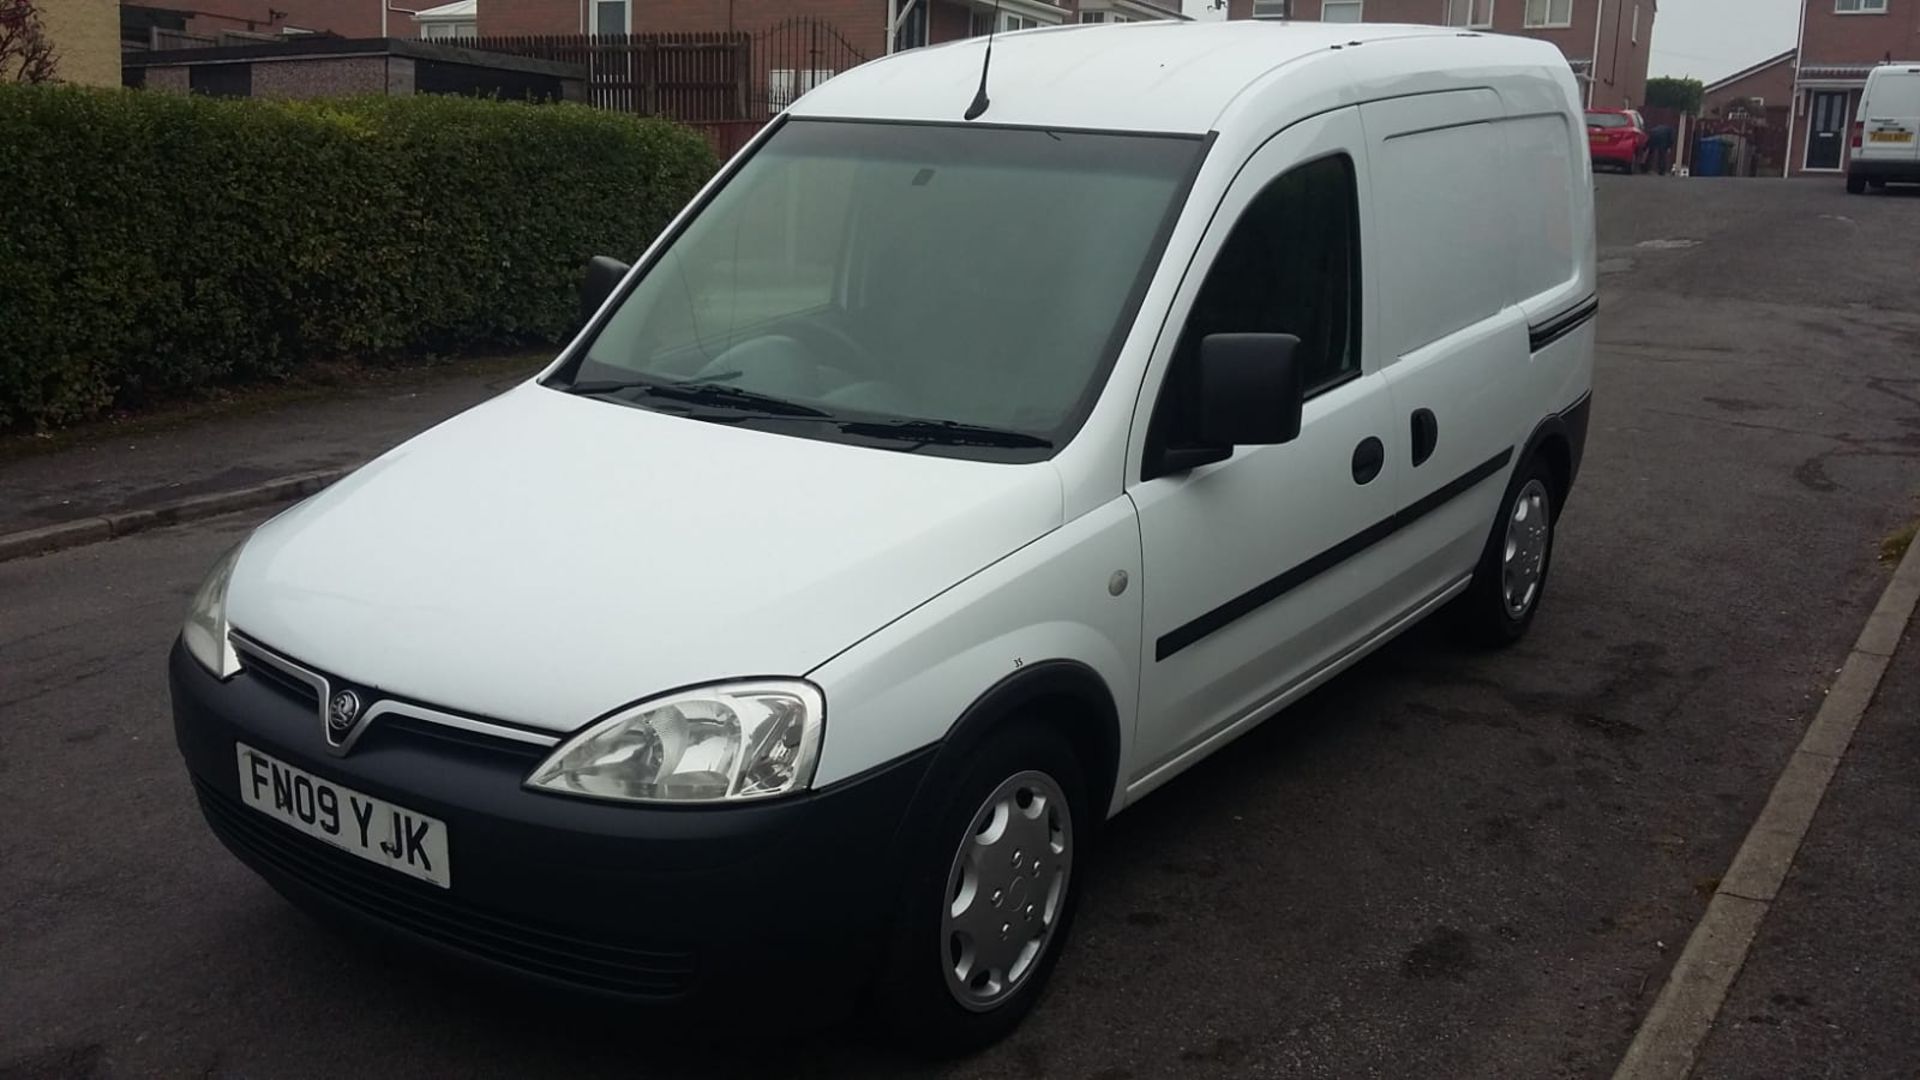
[526,681,825,804]
[183,543,242,679]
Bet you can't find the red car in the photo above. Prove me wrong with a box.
[1587,109,1647,172]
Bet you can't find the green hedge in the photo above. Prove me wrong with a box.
[0,86,715,430]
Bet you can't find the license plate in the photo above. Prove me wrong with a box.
[1869,131,1913,143]
[235,743,451,888]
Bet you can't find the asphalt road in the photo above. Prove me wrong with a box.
[5,177,1920,1080]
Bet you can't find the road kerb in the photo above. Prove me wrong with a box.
[1612,534,1920,1080]
[0,467,352,564]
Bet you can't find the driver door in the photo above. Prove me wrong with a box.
[1125,108,1405,796]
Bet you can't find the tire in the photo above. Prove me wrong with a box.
[872,724,1089,1055]
[1847,173,1868,194]
[1456,456,1557,647]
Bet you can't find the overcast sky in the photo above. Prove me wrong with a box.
[1179,0,1803,86]
[1648,0,1800,84]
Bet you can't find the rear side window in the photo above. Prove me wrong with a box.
[1369,121,1509,358]
[1503,116,1579,304]
[1586,112,1631,128]
[1148,154,1361,453]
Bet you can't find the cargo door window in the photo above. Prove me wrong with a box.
[1147,153,1361,459]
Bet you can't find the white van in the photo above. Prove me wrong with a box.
[1849,62,1920,193]
[171,21,1595,1051]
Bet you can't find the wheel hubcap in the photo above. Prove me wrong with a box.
[941,770,1072,1012]
[1501,479,1552,618]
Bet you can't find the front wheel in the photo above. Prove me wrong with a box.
[872,726,1088,1055]
[1456,458,1556,647]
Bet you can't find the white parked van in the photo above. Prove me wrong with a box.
[1849,62,1920,193]
[172,21,1595,1051]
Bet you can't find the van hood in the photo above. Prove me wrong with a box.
[225,383,1064,732]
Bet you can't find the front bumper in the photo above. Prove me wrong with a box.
[169,639,933,1006]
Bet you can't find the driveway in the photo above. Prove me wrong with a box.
[3,176,1918,1079]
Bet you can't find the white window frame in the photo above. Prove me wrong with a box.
[1523,0,1572,27]
[970,9,1041,34]
[1835,0,1887,11]
[1443,0,1494,27]
[1079,10,1107,20]
[590,0,629,34]
[1322,0,1364,22]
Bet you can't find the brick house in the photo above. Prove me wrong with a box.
[121,1,425,46]
[474,0,1181,59]
[1223,0,1655,110]
[1786,0,1920,176]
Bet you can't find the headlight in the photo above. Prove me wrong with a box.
[182,543,242,679]
[525,680,825,804]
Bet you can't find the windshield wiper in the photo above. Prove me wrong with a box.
[837,418,1052,449]
[559,377,827,417]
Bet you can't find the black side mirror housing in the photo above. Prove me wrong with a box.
[580,255,630,326]
[1196,332,1305,448]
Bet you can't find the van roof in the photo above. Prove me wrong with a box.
[790,21,1555,135]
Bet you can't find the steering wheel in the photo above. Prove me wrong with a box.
[777,316,883,381]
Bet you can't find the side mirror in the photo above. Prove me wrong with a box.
[580,255,630,326]
[1196,332,1304,448]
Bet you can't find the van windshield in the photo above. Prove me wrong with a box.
[550,119,1201,461]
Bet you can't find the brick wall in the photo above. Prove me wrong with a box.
[35,0,121,86]
[480,0,584,35]
[250,55,391,97]
[1800,0,1920,66]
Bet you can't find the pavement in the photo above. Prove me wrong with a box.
[3,176,1920,1079]
[0,360,541,540]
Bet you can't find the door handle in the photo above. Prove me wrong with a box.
[1410,409,1438,467]
[1351,437,1385,485]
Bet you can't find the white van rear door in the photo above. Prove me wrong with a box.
[1860,68,1920,162]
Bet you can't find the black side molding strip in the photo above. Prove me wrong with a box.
[1528,295,1599,352]
[1154,447,1514,662]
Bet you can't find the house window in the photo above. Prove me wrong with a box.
[1152,153,1362,457]
[893,0,928,50]
[420,21,476,39]
[1322,0,1363,22]
[1252,0,1289,16]
[1835,0,1886,11]
[1523,0,1572,26]
[1079,10,1107,21]
[592,0,628,34]
[970,10,1040,34]
[1444,0,1493,27]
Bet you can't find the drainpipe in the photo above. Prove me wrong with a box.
[888,0,899,53]
[1782,0,1807,177]
[1587,0,1606,106]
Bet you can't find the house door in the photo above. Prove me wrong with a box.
[1806,90,1850,170]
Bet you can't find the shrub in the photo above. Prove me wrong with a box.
[0,86,715,429]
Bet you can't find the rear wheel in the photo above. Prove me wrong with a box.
[1456,457,1556,647]
[1847,173,1868,194]
[872,725,1088,1055]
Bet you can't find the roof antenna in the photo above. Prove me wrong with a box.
[964,0,1002,121]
